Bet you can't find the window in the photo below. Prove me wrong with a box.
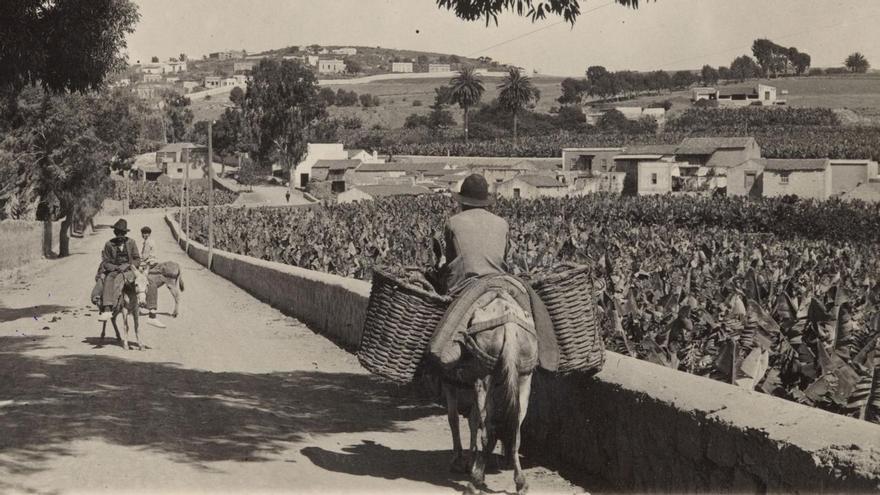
[764,91,771,100]
[780,174,789,185]
[496,178,503,183]
[177,168,183,174]
[300,173,309,187]
[331,181,346,193]
[513,188,521,199]
[651,173,658,185]
[745,171,756,189]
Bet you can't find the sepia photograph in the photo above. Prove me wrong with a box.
[2,0,880,493]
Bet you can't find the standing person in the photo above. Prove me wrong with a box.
[285,190,291,203]
[140,226,166,327]
[94,219,141,321]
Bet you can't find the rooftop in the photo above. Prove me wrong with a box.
[614,154,665,161]
[624,144,679,156]
[764,159,829,171]
[354,185,433,197]
[157,142,205,153]
[355,162,448,173]
[676,137,755,155]
[508,174,564,188]
[313,159,361,171]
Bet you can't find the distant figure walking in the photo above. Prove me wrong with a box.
[285,190,291,203]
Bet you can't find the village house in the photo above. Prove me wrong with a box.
[233,61,255,73]
[209,50,246,60]
[717,84,784,107]
[496,175,568,200]
[636,162,674,195]
[181,81,198,93]
[392,62,413,73]
[164,76,179,84]
[141,64,167,75]
[829,159,880,196]
[562,148,624,175]
[762,159,831,200]
[347,149,380,163]
[222,77,238,87]
[332,47,357,56]
[203,76,222,88]
[154,143,210,179]
[292,143,384,189]
[352,162,450,185]
[691,87,718,102]
[726,159,766,198]
[307,55,319,66]
[166,60,187,73]
[337,184,433,204]
[311,160,361,192]
[318,59,346,74]
[143,73,163,83]
[428,63,451,73]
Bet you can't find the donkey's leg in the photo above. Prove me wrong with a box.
[167,278,180,317]
[116,311,128,350]
[100,321,107,341]
[444,382,467,473]
[467,378,490,494]
[513,374,533,495]
[130,300,143,351]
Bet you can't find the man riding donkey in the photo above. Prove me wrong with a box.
[427,174,557,495]
[91,219,141,321]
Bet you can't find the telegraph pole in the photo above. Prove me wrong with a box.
[207,121,214,269]
[184,146,191,252]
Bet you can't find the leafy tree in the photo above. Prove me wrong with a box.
[179,53,187,61]
[229,86,245,107]
[162,91,193,143]
[700,65,719,85]
[558,77,589,104]
[555,105,586,131]
[647,70,672,93]
[404,113,432,129]
[791,51,811,75]
[434,0,642,24]
[596,108,629,132]
[671,70,696,89]
[448,66,485,142]
[449,55,461,64]
[497,68,540,143]
[344,59,362,74]
[730,55,760,82]
[318,87,337,106]
[243,59,327,174]
[718,66,732,81]
[846,52,870,73]
[0,0,139,117]
[360,93,380,107]
[151,56,159,63]
[417,55,430,66]
[336,89,359,106]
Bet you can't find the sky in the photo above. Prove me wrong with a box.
[126,0,880,76]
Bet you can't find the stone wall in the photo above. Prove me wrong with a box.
[164,213,880,493]
[0,220,62,272]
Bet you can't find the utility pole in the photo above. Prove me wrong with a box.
[184,146,191,252]
[207,121,214,269]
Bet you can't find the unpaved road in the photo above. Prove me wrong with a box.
[0,212,584,495]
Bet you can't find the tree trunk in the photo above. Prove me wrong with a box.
[463,106,469,144]
[59,215,71,257]
[512,112,518,145]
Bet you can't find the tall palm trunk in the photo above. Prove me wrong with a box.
[463,105,469,143]
[512,111,518,145]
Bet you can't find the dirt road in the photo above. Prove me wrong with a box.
[0,213,584,495]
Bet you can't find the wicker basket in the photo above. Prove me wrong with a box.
[528,263,605,375]
[357,268,452,384]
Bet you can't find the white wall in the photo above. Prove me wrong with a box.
[292,143,347,189]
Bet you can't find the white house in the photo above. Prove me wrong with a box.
[496,175,567,200]
[428,63,451,73]
[718,84,783,107]
[307,55,319,66]
[691,87,718,101]
[292,143,349,189]
[333,47,357,56]
[392,62,413,73]
[166,61,187,73]
[233,61,255,73]
[222,77,237,87]
[318,59,346,74]
[762,159,831,200]
[143,73,163,83]
[141,64,166,75]
[204,76,222,88]
[636,162,673,195]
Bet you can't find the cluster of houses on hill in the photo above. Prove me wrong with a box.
[288,138,880,203]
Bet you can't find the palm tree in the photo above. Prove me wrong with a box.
[845,52,870,73]
[448,67,484,143]
[497,68,540,144]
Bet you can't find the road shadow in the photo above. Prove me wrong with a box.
[301,441,469,492]
[0,304,72,323]
[0,336,441,476]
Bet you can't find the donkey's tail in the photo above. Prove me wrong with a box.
[493,322,521,454]
[178,273,185,292]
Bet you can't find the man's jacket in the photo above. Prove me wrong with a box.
[101,237,141,274]
[442,208,509,293]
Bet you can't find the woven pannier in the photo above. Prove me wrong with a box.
[357,268,452,384]
[528,263,605,374]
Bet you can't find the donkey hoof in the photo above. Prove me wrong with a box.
[515,476,529,495]
[463,482,483,495]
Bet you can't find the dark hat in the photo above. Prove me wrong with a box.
[112,219,129,232]
[452,174,495,207]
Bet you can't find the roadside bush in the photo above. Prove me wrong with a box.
[360,93,380,107]
[412,100,422,107]
[336,89,359,107]
[808,67,825,76]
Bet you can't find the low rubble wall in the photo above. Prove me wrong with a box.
[0,220,62,271]
[164,213,880,493]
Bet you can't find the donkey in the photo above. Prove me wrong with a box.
[447,292,537,495]
[144,261,185,317]
[100,267,149,350]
